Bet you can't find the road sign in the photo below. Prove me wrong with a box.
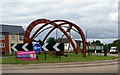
[42,43,64,51]
[33,44,41,53]
[11,43,64,52]
[11,44,17,51]
[17,51,36,60]
[11,43,33,51]
[42,43,49,51]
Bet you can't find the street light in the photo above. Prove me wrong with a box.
[86,29,91,56]
[56,29,58,40]
[86,29,92,39]
[86,30,89,40]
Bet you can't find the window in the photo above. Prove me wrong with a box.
[11,35,16,40]
[0,35,5,40]
[19,35,24,40]
[0,43,5,48]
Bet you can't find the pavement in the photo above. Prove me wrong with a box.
[1,60,119,73]
[99,53,118,57]
[0,53,119,73]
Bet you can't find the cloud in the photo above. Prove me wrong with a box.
[109,12,118,22]
[0,0,119,43]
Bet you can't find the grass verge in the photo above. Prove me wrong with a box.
[1,53,117,64]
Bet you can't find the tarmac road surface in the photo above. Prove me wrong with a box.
[1,60,119,73]
[100,53,118,57]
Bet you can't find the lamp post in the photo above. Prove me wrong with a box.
[86,30,88,40]
[86,29,90,56]
[56,29,58,40]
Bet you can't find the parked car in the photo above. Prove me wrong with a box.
[110,47,118,54]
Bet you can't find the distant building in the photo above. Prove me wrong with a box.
[57,38,81,52]
[0,24,24,54]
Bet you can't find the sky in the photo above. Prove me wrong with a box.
[0,0,119,44]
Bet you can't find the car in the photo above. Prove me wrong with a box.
[110,47,118,54]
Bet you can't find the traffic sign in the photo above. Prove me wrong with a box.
[33,44,41,53]
[17,51,36,60]
[42,43,64,51]
[11,43,64,52]
[11,43,33,51]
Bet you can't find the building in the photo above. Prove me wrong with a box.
[57,38,81,52]
[0,24,24,55]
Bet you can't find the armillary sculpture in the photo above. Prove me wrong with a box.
[24,19,86,57]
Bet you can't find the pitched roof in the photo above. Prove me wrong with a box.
[0,24,24,34]
[57,38,82,43]
[57,38,69,43]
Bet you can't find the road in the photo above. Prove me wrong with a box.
[1,60,118,73]
[100,53,118,57]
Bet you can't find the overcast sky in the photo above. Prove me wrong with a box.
[0,0,119,44]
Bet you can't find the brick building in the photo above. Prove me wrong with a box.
[0,24,24,55]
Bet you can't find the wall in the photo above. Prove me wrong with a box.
[0,34,9,54]
[9,34,24,54]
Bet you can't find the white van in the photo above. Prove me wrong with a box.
[110,47,118,54]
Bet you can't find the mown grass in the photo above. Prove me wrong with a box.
[1,53,117,64]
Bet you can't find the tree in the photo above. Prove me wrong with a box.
[107,39,120,51]
[46,37,57,43]
[91,40,103,46]
[107,43,112,50]
[112,39,120,51]
[95,40,103,45]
